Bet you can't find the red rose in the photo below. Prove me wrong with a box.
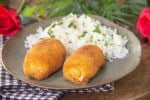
[136,8,150,42]
[0,5,21,37]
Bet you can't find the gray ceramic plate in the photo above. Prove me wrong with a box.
[1,15,141,90]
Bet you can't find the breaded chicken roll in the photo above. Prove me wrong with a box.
[23,38,66,80]
[63,45,104,84]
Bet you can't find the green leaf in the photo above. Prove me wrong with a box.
[37,5,44,17]
[19,0,146,27]
[82,5,91,14]
[113,12,136,17]
[52,0,73,9]
[118,5,132,9]
[47,0,74,18]
[113,16,133,26]
[17,0,25,14]
[21,5,36,16]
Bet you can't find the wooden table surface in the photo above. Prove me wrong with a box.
[8,0,150,100]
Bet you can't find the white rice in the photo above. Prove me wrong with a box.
[25,13,129,62]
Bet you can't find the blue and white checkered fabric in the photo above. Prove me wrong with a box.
[0,36,114,100]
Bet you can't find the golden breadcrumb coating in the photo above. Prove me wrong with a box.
[63,45,104,84]
[23,38,66,80]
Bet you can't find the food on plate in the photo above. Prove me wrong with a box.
[23,14,129,83]
[25,14,128,62]
[63,45,105,84]
[23,38,66,80]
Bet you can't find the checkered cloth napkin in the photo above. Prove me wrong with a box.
[0,36,114,100]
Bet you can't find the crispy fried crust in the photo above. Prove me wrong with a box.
[63,45,105,84]
[23,38,66,80]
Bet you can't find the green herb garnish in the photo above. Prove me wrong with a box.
[78,31,87,38]
[48,29,55,38]
[89,35,93,43]
[65,32,69,34]
[40,38,44,40]
[48,29,53,35]
[68,20,77,28]
[82,22,85,26]
[58,21,63,25]
[68,40,72,43]
[104,41,109,47]
[50,34,55,38]
[52,23,56,28]
[93,25,101,34]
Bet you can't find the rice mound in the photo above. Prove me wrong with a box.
[25,13,129,62]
